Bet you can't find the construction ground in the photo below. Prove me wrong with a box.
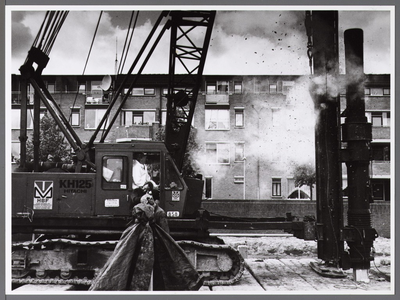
[13,233,393,295]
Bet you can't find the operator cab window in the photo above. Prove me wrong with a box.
[102,156,128,189]
[132,152,161,189]
[165,157,184,190]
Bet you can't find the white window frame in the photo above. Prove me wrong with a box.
[11,109,34,129]
[234,81,242,94]
[85,109,108,130]
[272,178,282,197]
[282,81,294,95]
[204,176,213,199]
[47,83,55,93]
[370,88,384,96]
[234,142,245,162]
[217,81,229,94]
[205,109,230,130]
[78,83,86,94]
[269,84,277,94]
[205,142,230,164]
[70,107,81,127]
[206,81,216,94]
[130,87,155,96]
[122,109,156,126]
[234,108,244,128]
[234,175,244,184]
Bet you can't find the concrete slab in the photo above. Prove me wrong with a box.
[211,268,264,292]
[243,258,392,293]
[245,258,317,292]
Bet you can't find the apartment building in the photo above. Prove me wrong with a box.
[11,73,391,201]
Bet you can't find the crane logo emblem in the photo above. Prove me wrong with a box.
[33,180,53,210]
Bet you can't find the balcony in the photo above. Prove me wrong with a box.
[12,91,34,105]
[205,94,229,105]
[372,126,390,140]
[113,124,156,141]
[371,161,391,177]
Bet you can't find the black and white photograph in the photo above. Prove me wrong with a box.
[5,4,395,296]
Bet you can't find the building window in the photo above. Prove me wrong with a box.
[383,88,390,95]
[70,108,81,127]
[234,176,244,184]
[206,81,216,94]
[161,109,167,126]
[371,180,390,201]
[370,88,384,96]
[272,178,281,196]
[234,143,245,162]
[11,109,33,129]
[133,111,144,124]
[85,109,108,129]
[206,142,230,164]
[47,83,55,93]
[371,143,390,161]
[206,81,229,94]
[102,156,128,190]
[91,81,102,95]
[12,141,20,161]
[272,107,282,127]
[128,87,155,96]
[234,81,242,94]
[371,112,383,127]
[235,108,244,127]
[122,110,156,126]
[131,88,144,95]
[288,188,310,199]
[205,109,230,130]
[385,112,391,126]
[144,88,155,95]
[79,83,86,94]
[269,84,277,94]
[282,81,294,95]
[366,111,390,126]
[205,177,213,199]
[37,109,48,122]
[217,81,229,94]
[27,83,35,104]
[365,88,371,95]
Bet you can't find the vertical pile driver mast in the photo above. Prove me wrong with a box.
[306,11,377,281]
[341,28,378,281]
[306,10,344,272]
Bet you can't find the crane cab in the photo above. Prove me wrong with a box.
[12,140,204,236]
[94,141,195,219]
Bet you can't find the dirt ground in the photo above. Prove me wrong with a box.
[217,234,393,292]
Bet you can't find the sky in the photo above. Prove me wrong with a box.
[9,7,393,76]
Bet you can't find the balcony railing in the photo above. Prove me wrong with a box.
[205,94,229,105]
[371,161,391,177]
[372,126,390,140]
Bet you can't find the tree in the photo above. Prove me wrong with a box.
[292,163,316,200]
[26,112,72,163]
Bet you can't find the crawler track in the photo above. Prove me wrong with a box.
[12,238,244,287]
